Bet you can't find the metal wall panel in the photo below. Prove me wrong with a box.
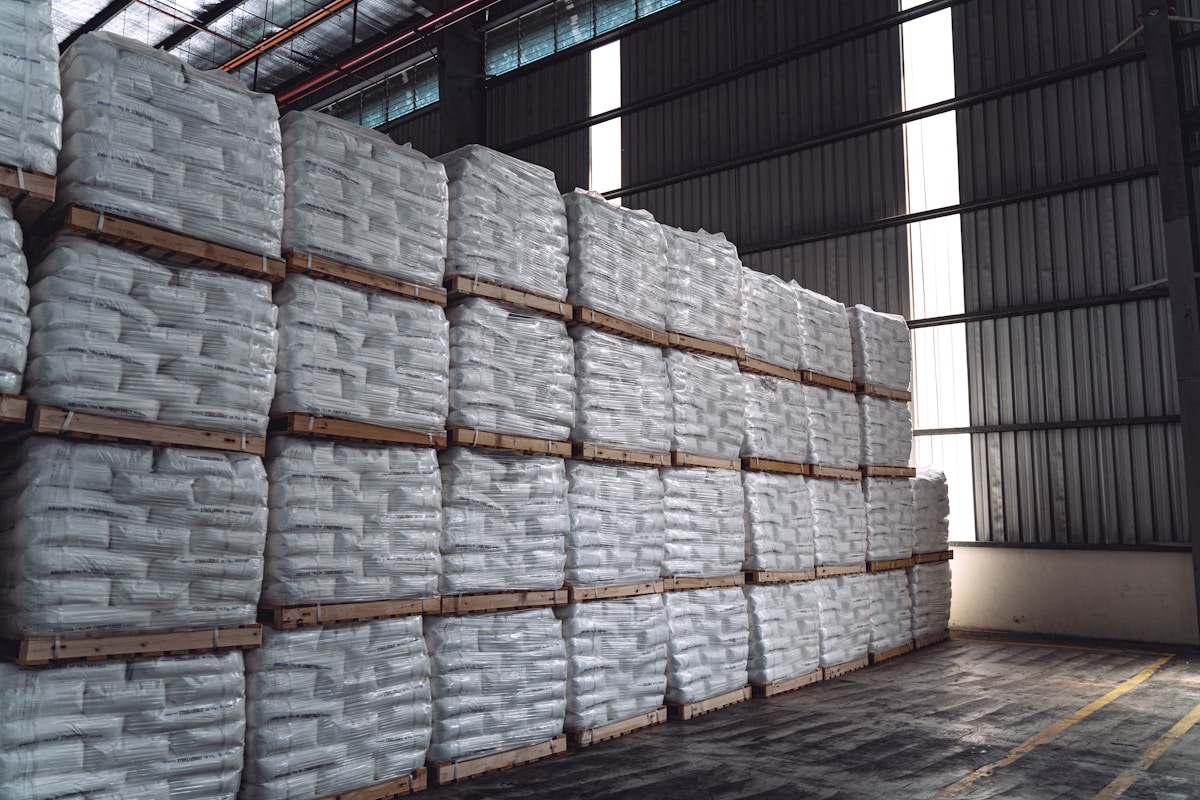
[487,50,590,147]
[509,130,591,196]
[383,107,442,157]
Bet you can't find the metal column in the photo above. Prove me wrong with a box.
[438,15,487,152]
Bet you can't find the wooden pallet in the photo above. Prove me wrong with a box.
[815,564,867,578]
[40,205,286,281]
[315,769,427,800]
[288,251,446,306]
[27,404,266,455]
[566,581,664,603]
[822,655,869,680]
[861,465,918,479]
[258,597,439,629]
[914,550,954,565]
[670,451,742,471]
[573,442,671,467]
[431,735,567,786]
[741,456,809,475]
[446,275,572,321]
[867,557,917,573]
[751,669,822,698]
[800,370,857,393]
[858,383,912,402]
[661,574,745,592]
[667,331,745,361]
[667,685,751,720]
[914,629,951,650]
[448,427,572,458]
[574,305,670,347]
[744,569,817,585]
[739,355,801,382]
[0,393,26,426]
[1,624,262,666]
[270,413,446,448]
[567,707,667,748]
[436,589,569,615]
[869,640,915,665]
[0,163,55,226]
[808,464,864,481]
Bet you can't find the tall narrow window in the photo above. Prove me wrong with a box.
[589,40,622,199]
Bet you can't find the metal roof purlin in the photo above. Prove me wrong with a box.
[219,0,358,71]
[60,0,138,51]
[155,0,248,51]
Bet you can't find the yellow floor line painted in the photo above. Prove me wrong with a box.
[1092,700,1200,800]
[933,654,1175,798]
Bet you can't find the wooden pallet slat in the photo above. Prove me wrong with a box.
[868,641,915,666]
[857,383,913,402]
[667,685,751,720]
[738,355,800,382]
[574,305,670,347]
[914,629,951,650]
[1,624,262,666]
[572,442,671,467]
[861,465,918,479]
[315,768,427,800]
[815,564,867,578]
[808,464,864,481]
[751,669,822,698]
[744,569,817,585]
[566,707,667,748]
[913,550,954,565]
[447,427,572,458]
[670,451,742,471]
[867,557,917,573]
[566,581,664,603]
[431,735,567,786]
[800,370,857,393]
[258,597,438,629]
[30,404,266,456]
[667,331,745,361]
[0,164,55,226]
[288,251,447,306]
[822,655,869,680]
[662,574,745,592]
[0,393,27,426]
[269,413,446,448]
[436,588,569,615]
[741,457,809,476]
[445,275,572,321]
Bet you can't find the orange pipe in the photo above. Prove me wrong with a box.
[221,0,356,72]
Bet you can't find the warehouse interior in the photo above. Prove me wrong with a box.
[1,0,1199,797]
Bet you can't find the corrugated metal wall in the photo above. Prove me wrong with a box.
[384,107,441,156]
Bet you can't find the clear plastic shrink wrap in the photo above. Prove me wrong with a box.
[742,374,807,462]
[858,395,913,467]
[739,268,800,369]
[742,472,814,573]
[281,111,447,286]
[0,438,266,637]
[848,304,912,392]
[0,651,246,800]
[262,437,440,606]
[566,462,665,587]
[744,582,819,685]
[863,477,914,561]
[868,570,912,654]
[273,275,449,434]
[439,448,567,594]
[909,561,952,639]
[448,297,574,440]
[666,350,744,460]
[811,478,866,567]
[24,237,278,435]
[557,595,668,730]
[58,32,284,256]
[0,198,29,393]
[425,609,566,763]
[564,189,667,330]
[817,574,870,667]
[912,467,951,554]
[0,0,61,174]
[662,467,745,578]
[802,385,860,469]
[663,225,742,345]
[243,618,431,800]
[795,286,853,381]
[571,326,671,453]
[664,588,749,704]
[440,145,568,299]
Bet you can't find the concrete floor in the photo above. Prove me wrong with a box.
[430,636,1200,800]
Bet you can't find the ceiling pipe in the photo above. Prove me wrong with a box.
[221,0,357,72]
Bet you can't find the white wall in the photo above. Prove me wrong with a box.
[949,547,1200,646]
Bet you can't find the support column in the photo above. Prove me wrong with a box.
[437,14,487,154]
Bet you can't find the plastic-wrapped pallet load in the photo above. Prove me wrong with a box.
[912,467,951,554]
[440,145,568,299]
[859,395,913,467]
[796,286,853,381]
[262,437,440,606]
[802,385,860,469]
[909,561,952,639]
[566,462,665,587]
[863,477,914,562]
[448,297,574,441]
[811,479,866,567]
[816,574,870,667]
[273,275,449,434]
[664,588,749,703]
[742,374,807,462]
[281,111,447,285]
[742,472,814,573]
[0,0,61,174]
[848,304,912,392]
[242,618,431,800]
[0,198,29,393]
[739,268,801,369]
[0,651,245,799]
[58,32,284,256]
[564,189,667,330]
[571,326,671,453]
[662,467,744,578]
[663,225,742,346]
[425,608,566,764]
[868,570,912,655]
[0,438,267,637]
[439,447,567,594]
[666,350,744,461]
[557,595,668,731]
[744,582,819,685]
[24,237,278,435]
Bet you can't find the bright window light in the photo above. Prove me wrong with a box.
[589,41,622,200]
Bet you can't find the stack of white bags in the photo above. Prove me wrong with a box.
[25,237,278,435]
[571,326,671,453]
[739,268,800,369]
[742,374,807,462]
[664,588,749,703]
[242,618,431,800]
[817,574,870,667]
[863,477,915,562]
[859,395,913,466]
[0,0,61,174]
[448,298,574,440]
[273,275,449,434]
[742,472,814,573]
[59,32,284,256]
[262,438,441,606]
[425,609,566,763]
[868,571,913,654]
[565,189,667,330]
[662,468,744,578]
[909,562,952,639]
[663,226,741,345]
[796,286,854,381]
[281,111,448,286]
[811,478,866,567]
[557,595,668,730]
[744,583,819,685]
[439,448,567,594]
[0,198,29,393]
[0,652,246,799]
[565,462,665,587]
[802,385,861,469]
[848,304,912,391]
[440,145,568,299]
[912,467,951,554]
[666,350,744,460]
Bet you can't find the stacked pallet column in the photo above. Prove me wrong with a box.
[911,469,954,648]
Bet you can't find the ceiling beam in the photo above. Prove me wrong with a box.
[60,0,136,52]
[156,0,245,51]
[219,0,357,71]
